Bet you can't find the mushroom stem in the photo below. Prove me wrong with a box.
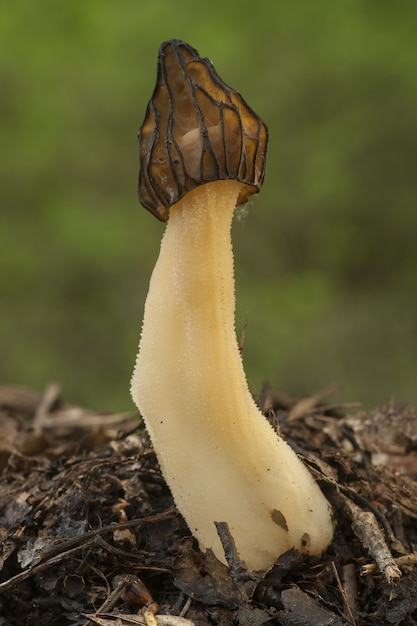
[131,179,333,570]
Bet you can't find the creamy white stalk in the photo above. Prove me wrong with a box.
[131,179,333,571]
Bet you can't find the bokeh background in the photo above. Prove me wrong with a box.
[1,1,416,412]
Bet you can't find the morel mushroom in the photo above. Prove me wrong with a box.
[131,40,333,570]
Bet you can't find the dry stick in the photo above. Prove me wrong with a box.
[82,579,129,625]
[331,561,357,626]
[362,553,417,576]
[179,596,192,618]
[215,521,254,586]
[0,542,95,594]
[0,508,175,593]
[86,615,195,626]
[342,497,401,584]
[342,564,359,617]
[309,402,362,415]
[82,574,160,626]
[41,508,175,560]
[287,384,340,421]
[341,486,393,541]
[95,534,140,559]
[33,381,61,434]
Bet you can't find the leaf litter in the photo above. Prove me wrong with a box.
[1,382,417,625]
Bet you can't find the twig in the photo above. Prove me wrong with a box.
[342,564,359,617]
[288,384,341,421]
[85,615,195,625]
[343,497,401,584]
[33,381,61,434]
[331,562,357,626]
[214,521,253,587]
[0,508,175,593]
[362,553,417,576]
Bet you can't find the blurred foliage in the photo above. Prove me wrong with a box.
[1,1,416,411]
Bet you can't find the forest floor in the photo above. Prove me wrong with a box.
[1,382,417,626]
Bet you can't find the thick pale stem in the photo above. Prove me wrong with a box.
[131,179,333,570]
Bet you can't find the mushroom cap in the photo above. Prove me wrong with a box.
[138,40,268,221]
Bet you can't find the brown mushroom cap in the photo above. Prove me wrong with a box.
[138,40,268,221]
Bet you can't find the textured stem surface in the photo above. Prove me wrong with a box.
[131,180,333,570]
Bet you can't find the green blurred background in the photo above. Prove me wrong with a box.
[1,1,416,412]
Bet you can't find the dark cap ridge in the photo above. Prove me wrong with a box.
[138,39,268,221]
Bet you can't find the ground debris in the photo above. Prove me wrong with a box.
[1,383,417,624]
[281,587,347,625]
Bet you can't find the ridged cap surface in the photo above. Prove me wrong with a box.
[138,40,268,221]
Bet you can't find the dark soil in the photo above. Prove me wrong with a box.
[1,382,417,625]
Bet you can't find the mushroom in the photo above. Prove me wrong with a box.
[131,40,333,570]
